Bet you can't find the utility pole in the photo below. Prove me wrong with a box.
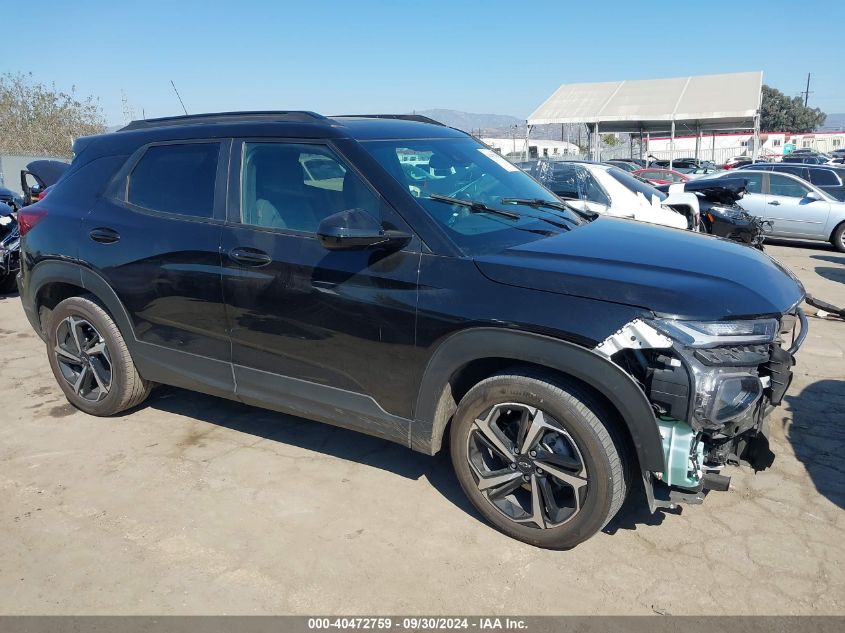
[801,73,812,107]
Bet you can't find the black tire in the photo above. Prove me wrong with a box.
[450,370,628,549]
[831,222,845,253]
[46,295,151,416]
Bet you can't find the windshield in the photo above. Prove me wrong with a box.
[606,166,667,201]
[359,137,582,255]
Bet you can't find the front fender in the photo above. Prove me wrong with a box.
[411,327,664,473]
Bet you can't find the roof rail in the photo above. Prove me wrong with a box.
[120,111,328,132]
[332,114,446,126]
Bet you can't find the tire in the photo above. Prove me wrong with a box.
[449,370,629,549]
[46,295,151,416]
[831,222,845,253]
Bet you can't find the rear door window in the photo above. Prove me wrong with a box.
[128,143,220,217]
[809,169,841,186]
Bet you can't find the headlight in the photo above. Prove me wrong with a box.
[708,205,746,220]
[652,318,777,348]
[691,368,763,426]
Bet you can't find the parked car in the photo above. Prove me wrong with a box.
[631,168,690,185]
[522,160,694,229]
[723,156,754,170]
[737,162,845,201]
[782,153,832,166]
[18,111,807,549]
[710,169,845,251]
[605,159,641,172]
[20,159,69,205]
[0,201,20,293]
[0,185,24,210]
[656,178,767,249]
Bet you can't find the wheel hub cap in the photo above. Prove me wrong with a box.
[54,316,112,402]
[466,402,589,529]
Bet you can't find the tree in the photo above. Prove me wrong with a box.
[760,85,826,133]
[601,133,621,147]
[0,72,106,158]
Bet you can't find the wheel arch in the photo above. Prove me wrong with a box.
[411,327,665,473]
[28,260,137,345]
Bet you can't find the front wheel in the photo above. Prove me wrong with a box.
[832,222,845,253]
[450,371,629,549]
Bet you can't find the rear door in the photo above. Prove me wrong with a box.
[79,140,233,393]
[732,172,769,219]
[764,173,831,238]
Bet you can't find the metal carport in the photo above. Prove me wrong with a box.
[527,71,763,166]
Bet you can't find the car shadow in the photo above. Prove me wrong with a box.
[602,478,681,535]
[783,379,845,510]
[815,267,845,285]
[764,238,836,252]
[811,254,845,266]
[143,386,484,521]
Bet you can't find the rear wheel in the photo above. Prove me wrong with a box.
[832,222,845,253]
[449,371,628,549]
[46,295,151,416]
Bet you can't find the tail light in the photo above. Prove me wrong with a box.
[18,207,47,236]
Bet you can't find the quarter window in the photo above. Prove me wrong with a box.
[128,143,219,217]
[241,143,379,232]
[810,170,840,186]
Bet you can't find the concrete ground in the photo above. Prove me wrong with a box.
[0,241,843,615]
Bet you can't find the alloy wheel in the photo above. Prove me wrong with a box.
[466,402,588,529]
[54,316,112,402]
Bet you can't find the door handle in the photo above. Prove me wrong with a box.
[228,247,272,267]
[768,201,781,206]
[89,227,120,244]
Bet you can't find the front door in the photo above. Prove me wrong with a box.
[765,173,831,238]
[220,140,422,443]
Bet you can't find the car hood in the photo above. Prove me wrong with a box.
[474,217,804,320]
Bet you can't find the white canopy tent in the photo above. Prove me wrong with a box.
[527,71,763,166]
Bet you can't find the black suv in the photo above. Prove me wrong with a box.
[18,112,807,549]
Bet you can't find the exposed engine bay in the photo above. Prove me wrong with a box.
[595,310,807,509]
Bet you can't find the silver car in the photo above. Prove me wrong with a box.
[712,169,845,252]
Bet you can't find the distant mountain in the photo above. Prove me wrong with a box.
[819,113,845,131]
[414,109,523,132]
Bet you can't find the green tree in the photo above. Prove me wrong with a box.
[601,133,621,147]
[0,72,106,157]
[760,85,826,133]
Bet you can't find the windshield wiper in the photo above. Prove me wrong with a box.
[427,193,521,220]
[500,197,596,221]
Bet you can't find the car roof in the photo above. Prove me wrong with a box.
[73,111,468,159]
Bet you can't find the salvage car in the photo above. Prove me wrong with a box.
[0,186,24,210]
[18,111,807,549]
[709,169,845,251]
[0,202,20,292]
[656,177,767,249]
[522,160,696,230]
[20,159,69,206]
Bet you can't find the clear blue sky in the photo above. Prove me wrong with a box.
[4,0,844,125]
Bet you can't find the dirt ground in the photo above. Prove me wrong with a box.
[0,241,843,615]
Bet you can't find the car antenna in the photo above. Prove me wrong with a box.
[170,80,189,115]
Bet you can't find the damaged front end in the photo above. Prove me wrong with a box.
[595,310,807,510]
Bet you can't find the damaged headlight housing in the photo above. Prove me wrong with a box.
[652,318,777,348]
[651,318,776,429]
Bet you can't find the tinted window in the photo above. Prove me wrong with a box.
[810,169,841,186]
[738,173,763,194]
[769,174,811,197]
[241,143,379,232]
[128,143,219,217]
[773,165,807,180]
[607,167,667,200]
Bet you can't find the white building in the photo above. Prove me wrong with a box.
[481,137,580,159]
[645,131,845,163]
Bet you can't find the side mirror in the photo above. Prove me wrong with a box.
[805,191,821,201]
[317,208,411,251]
